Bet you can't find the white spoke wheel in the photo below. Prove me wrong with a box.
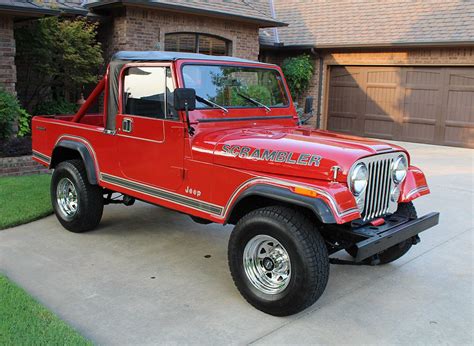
[228,206,329,316]
[243,235,291,295]
[51,159,104,233]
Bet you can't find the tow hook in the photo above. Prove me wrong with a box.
[368,254,380,266]
[412,235,421,245]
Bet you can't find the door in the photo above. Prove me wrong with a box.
[327,66,474,148]
[115,64,185,190]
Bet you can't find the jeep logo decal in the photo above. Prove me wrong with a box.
[222,145,321,167]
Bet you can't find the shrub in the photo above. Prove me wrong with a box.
[17,109,31,137]
[281,55,314,100]
[0,89,30,139]
[34,99,79,116]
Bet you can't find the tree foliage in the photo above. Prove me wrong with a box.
[15,17,103,110]
[281,55,314,100]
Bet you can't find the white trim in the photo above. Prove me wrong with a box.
[406,185,429,199]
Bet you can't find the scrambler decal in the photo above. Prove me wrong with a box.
[222,145,321,167]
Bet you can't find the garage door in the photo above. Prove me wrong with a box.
[327,66,474,148]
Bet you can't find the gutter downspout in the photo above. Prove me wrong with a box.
[317,54,323,129]
[311,48,324,130]
[269,0,280,44]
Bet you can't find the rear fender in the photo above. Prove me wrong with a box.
[50,139,99,185]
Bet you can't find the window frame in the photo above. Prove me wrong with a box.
[180,63,291,110]
[164,32,231,56]
[119,62,181,122]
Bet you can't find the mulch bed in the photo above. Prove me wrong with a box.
[0,137,32,158]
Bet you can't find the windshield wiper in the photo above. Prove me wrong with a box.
[196,95,229,113]
[237,92,271,112]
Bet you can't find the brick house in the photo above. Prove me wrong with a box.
[86,0,283,62]
[0,1,86,95]
[1,0,473,148]
[260,1,474,148]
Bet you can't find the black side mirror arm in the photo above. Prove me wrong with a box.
[184,101,194,136]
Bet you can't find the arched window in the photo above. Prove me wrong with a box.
[164,33,231,56]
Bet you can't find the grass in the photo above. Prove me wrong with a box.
[0,275,92,345]
[0,174,53,230]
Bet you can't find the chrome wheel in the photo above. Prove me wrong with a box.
[56,177,78,218]
[243,235,291,295]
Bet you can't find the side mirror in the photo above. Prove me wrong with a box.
[174,88,196,111]
[304,96,313,114]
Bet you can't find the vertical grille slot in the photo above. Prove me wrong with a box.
[361,156,396,221]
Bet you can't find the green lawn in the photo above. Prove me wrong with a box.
[0,275,92,345]
[0,174,53,230]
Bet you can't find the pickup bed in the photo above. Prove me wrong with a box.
[32,51,439,316]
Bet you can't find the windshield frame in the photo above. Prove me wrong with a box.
[180,62,291,111]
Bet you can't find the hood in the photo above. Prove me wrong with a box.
[194,126,406,182]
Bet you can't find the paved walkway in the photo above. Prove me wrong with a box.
[0,142,472,344]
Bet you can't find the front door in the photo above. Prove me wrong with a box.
[115,64,184,191]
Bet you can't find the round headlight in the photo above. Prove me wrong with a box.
[349,163,368,196]
[392,155,408,184]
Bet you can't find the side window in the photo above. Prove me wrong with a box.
[123,66,177,120]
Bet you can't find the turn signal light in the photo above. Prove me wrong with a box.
[293,186,318,198]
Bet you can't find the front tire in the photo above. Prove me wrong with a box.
[228,206,329,316]
[51,160,104,233]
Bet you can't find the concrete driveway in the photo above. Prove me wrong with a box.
[1,142,472,345]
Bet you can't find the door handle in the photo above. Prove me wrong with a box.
[122,118,133,133]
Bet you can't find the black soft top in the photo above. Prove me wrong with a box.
[111,51,258,64]
[106,51,269,130]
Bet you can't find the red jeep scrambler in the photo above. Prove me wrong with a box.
[32,51,439,316]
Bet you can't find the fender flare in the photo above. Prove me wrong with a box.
[50,139,99,185]
[225,184,336,224]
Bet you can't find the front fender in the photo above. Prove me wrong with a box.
[224,178,361,224]
[400,166,430,202]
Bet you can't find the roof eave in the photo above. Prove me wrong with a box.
[315,41,474,49]
[0,5,57,17]
[261,40,474,51]
[87,0,287,28]
[0,4,87,17]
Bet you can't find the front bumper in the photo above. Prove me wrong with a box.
[349,212,439,262]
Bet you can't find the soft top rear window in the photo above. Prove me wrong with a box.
[182,64,289,109]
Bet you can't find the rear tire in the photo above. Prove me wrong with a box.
[346,202,417,264]
[51,159,103,233]
[228,206,329,316]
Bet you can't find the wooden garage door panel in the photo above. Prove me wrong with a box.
[400,68,442,144]
[327,66,474,148]
[444,69,474,147]
[327,115,356,134]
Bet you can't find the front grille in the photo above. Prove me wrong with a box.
[356,152,406,221]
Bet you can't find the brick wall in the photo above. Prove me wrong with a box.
[100,6,260,61]
[0,155,50,177]
[0,15,16,94]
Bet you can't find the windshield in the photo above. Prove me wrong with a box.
[182,65,289,109]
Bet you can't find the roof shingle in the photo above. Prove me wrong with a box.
[261,0,474,48]
[87,0,285,27]
[0,0,87,16]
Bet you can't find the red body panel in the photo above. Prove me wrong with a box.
[32,58,431,225]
